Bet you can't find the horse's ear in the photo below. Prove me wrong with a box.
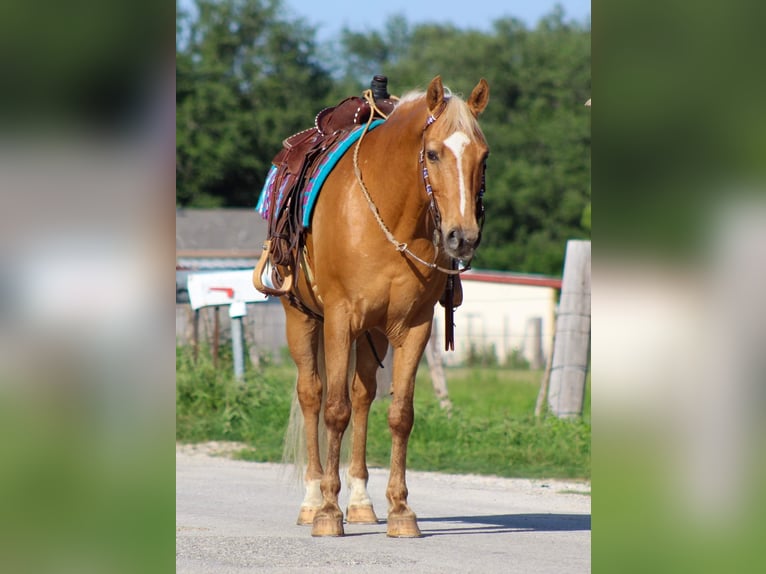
[426,76,445,114]
[468,78,490,117]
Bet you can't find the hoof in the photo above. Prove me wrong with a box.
[296,506,318,526]
[346,505,379,524]
[311,515,345,537]
[386,515,422,538]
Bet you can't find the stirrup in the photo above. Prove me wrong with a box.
[253,241,294,296]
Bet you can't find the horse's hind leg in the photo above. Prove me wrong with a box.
[387,317,433,538]
[283,302,324,526]
[312,310,353,536]
[346,330,388,524]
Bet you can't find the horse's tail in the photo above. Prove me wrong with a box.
[282,333,356,482]
[281,374,310,484]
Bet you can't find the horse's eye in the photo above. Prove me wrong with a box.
[426,150,439,162]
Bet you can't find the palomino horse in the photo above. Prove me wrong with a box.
[265,76,489,537]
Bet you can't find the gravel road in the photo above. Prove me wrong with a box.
[176,443,590,573]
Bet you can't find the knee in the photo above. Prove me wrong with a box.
[297,380,322,411]
[388,401,414,435]
[324,398,351,432]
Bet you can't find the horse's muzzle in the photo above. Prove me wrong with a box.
[444,227,479,260]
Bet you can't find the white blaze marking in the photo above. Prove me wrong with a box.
[443,131,471,216]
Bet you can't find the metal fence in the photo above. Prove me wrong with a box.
[176,299,288,363]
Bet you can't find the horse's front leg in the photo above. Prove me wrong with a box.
[312,312,353,537]
[386,317,433,537]
[346,330,388,524]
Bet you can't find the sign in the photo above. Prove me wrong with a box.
[187,270,268,310]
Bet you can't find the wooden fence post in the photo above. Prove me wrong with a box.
[525,316,545,370]
[425,318,453,413]
[376,350,393,399]
[193,308,200,362]
[547,240,591,419]
[212,305,220,368]
[534,331,555,418]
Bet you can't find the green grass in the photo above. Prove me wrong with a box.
[176,346,590,479]
[364,366,590,478]
[176,345,294,462]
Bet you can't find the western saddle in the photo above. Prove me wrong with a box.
[254,75,396,300]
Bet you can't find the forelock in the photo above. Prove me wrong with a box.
[392,86,484,140]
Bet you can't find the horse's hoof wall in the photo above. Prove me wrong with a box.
[296,506,318,526]
[311,516,344,537]
[386,516,422,538]
[346,505,379,524]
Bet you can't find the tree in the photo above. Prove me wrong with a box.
[334,15,410,88]
[176,0,332,207]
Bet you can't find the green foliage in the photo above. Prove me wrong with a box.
[176,345,293,461]
[335,15,411,86]
[581,201,591,231]
[362,365,590,478]
[175,4,591,275]
[176,0,333,208]
[177,347,590,479]
[464,342,499,367]
[418,408,588,478]
[504,348,532,370]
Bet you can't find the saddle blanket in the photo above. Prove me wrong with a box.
[256,119,384,229]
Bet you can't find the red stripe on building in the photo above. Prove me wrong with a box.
[462,270,562,289]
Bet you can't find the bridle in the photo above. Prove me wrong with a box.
[418,100,487,271]
[353,92,487,276]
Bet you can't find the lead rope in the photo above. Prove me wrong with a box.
[352,91,465,276]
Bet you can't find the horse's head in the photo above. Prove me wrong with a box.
[422,76,490,262]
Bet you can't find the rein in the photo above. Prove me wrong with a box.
[352,92,468,276]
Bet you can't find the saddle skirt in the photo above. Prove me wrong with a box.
[256,119,384,228]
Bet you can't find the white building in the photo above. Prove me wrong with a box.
[434,269,561,368]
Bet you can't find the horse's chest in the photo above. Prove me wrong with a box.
[384,275,443,320]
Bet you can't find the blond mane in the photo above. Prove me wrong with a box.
[392,87,485,140]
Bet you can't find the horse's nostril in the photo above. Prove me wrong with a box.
[446,229,463,250]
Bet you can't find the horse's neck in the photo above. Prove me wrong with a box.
[367,152,429,239]
[362,109,433,238]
